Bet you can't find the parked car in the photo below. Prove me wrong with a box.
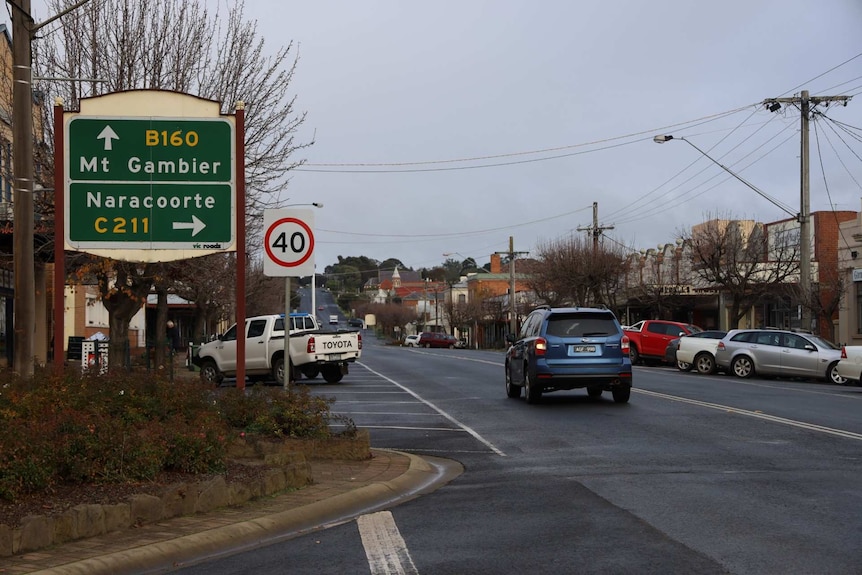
[504,305,632,404]
[624,320,702,365]
[714,329,846,384]
[403,334,420,347]
[836,345,862,385]
[668,330,728,373]
[418,332,457,348]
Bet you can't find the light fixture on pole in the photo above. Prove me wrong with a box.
[654,133,808,329]
[652,135,797,219]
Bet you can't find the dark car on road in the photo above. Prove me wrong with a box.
[505,305,632,404]
[418,332,458,349]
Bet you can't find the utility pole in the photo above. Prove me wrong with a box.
[495,236,528,336]
[8,0,93,376]
[577,201,614,252]
[11,0,35,376]
[764,90,851,331]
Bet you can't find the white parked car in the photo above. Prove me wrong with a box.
[403,334,420,347]
[836,345,862,385]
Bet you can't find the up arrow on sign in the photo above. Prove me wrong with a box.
[97,125,119,150]
[172,215,206,236]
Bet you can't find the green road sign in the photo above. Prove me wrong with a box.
[65,116,235,251]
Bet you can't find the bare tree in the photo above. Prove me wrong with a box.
[808,267,846,341]
[527,235,626,307]
[679,216,800,329]
[34,0,311,367]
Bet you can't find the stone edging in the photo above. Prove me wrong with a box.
[0,430,370,557]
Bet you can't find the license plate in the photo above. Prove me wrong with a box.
[571,345,596,353]
[328,354,342,361]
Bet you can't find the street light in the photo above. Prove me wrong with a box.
[652,135,796,218]
[654,133,811,330]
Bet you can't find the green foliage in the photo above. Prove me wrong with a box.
[218,386,348,439]
[0,368,355,501]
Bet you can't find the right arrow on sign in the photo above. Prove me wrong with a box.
[173,215,206,236]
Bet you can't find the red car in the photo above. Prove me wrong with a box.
[418,332,458,349]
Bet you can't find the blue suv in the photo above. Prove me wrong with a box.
[505,306,633,404]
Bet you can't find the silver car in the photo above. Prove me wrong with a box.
[714,329,846,384]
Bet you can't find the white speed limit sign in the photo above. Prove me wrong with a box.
[263,209,315,276]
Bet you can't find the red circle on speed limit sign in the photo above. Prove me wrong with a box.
[264,217,315,268]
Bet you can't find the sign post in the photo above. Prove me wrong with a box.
[263,209,316,388]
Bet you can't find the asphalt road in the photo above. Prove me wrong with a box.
[178,296,862,574]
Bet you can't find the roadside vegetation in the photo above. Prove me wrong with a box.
[0,368,355,502]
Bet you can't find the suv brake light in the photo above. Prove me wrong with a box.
[534,337,547,356]
[717,341,725,351]
[841,345,847,359]
[621,335,630,356]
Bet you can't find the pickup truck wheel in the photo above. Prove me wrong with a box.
[731,356,754,378]
[199,360,223,385]
[523,367,542,404]
[322,366,344,384]
[505,363,521,398]
[301,366,320,380]
[629,345,640,365]
[587,386,603,398]
[273,357,296,385]
[827,362,847,385]
[694,353,716,375]
[612,386,631,403]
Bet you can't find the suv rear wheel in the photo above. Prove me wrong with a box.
[524,368,542,404]
[612,386,631,403]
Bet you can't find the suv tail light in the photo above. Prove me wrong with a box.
[717,341,725,351]
[841,345,847,359]
[307,336,315,353]
[621,335,630,356]
[534,337,547,356]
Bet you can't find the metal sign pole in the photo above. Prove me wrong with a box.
[284,276,290,389]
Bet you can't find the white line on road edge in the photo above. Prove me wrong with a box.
[358,362,507,456]
[636,388,862,441]
[358,511,419,575]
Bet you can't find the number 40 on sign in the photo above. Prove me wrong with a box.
[263,209,315,277]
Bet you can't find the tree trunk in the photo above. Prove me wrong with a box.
[154,287,168,368]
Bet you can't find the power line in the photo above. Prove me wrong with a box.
[295,105,755,172]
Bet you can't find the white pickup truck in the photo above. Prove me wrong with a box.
[192,313,362,385]
[674,330,728,374]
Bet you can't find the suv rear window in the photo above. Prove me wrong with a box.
[544,312,618,337]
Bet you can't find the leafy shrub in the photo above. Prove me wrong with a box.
[0,367,355,501]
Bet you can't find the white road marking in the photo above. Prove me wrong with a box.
[636,388,862,440]
[357,511,419,575]
[358,362,507,456]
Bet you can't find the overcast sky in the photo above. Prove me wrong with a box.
[35,1,862,271]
